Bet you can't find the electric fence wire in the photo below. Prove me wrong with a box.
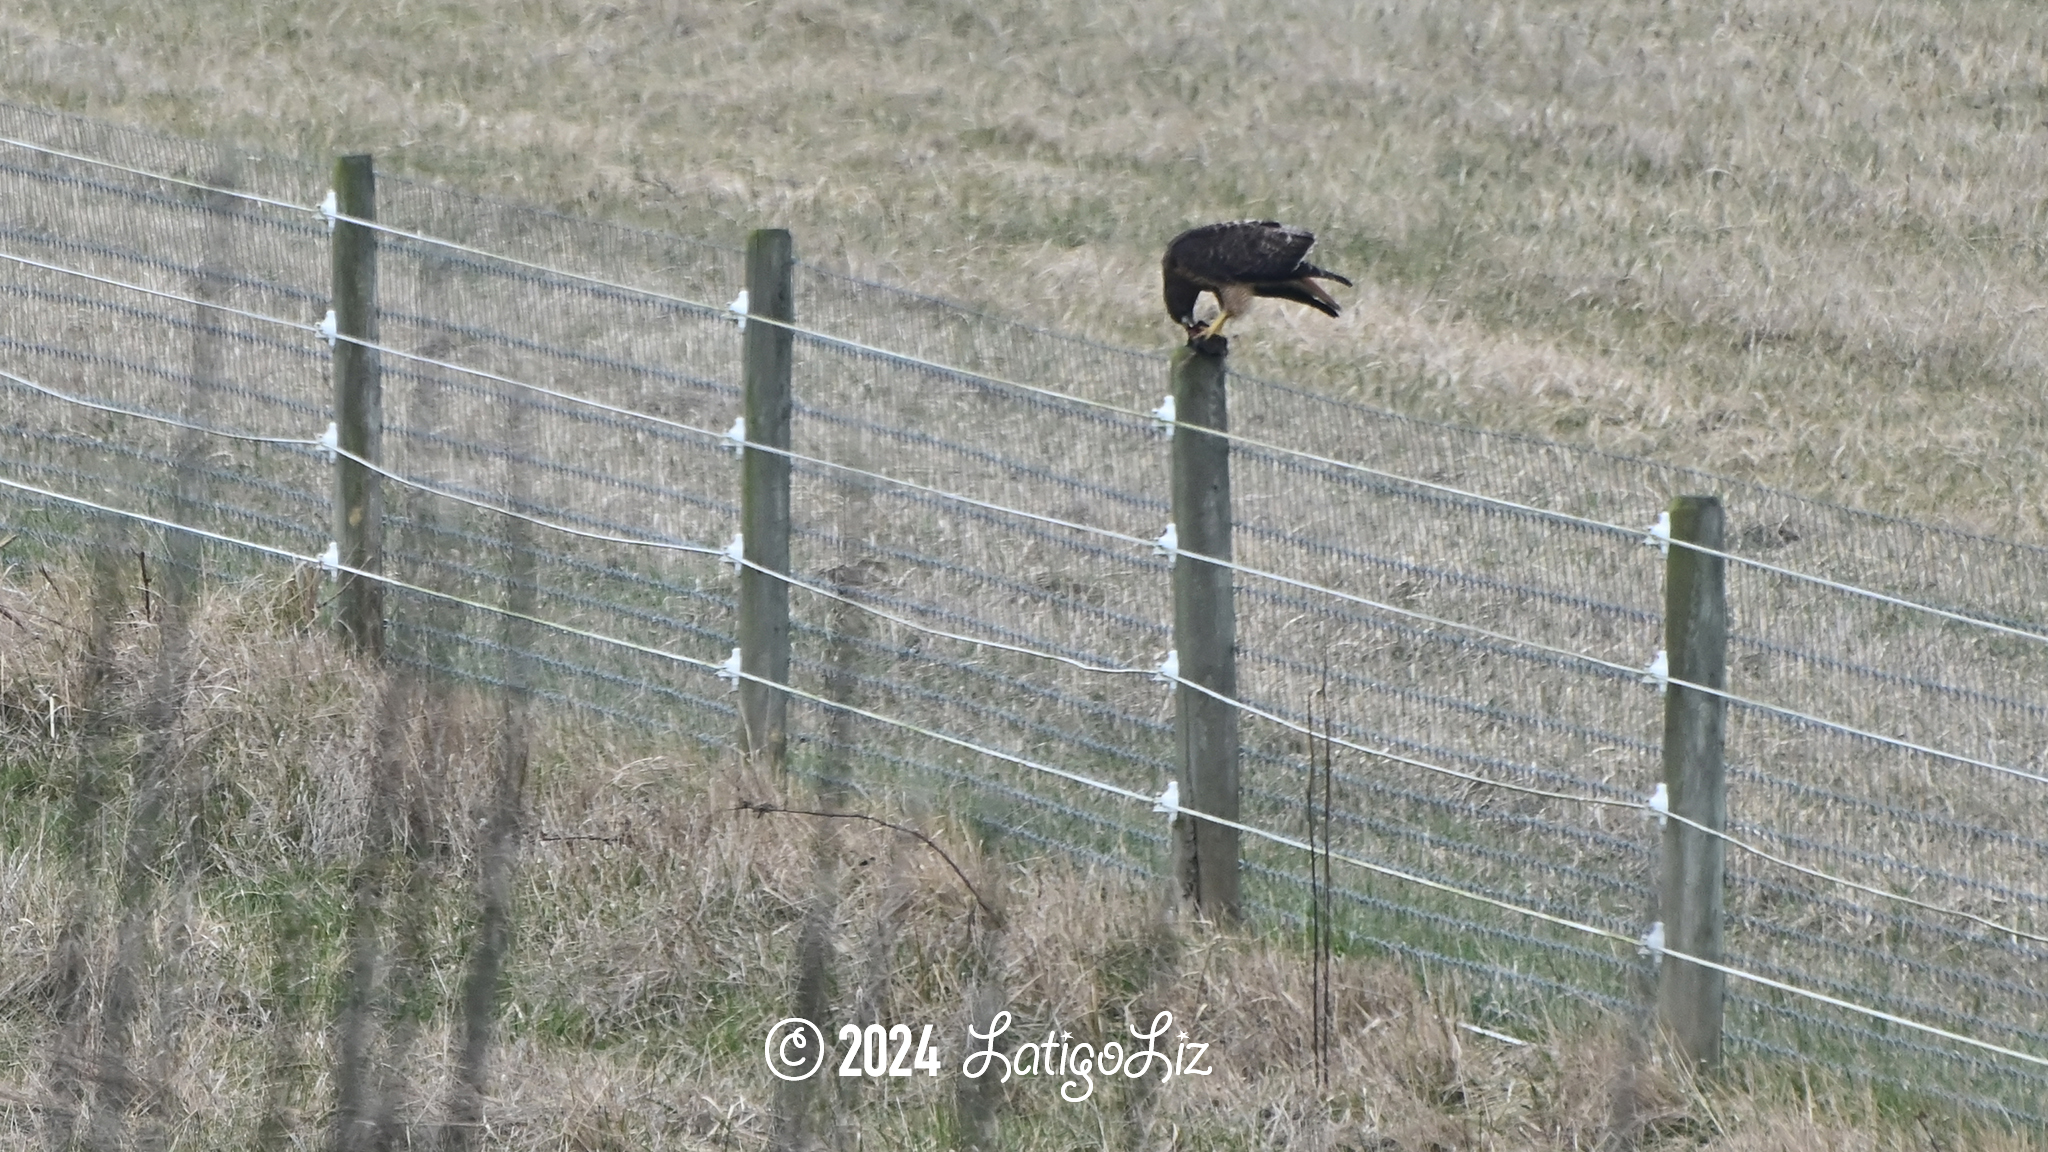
[1248,890,1637,1021]
[400,659,1142,897]
[0,508,1663,976]
[0,472,1920,959]
[316,244,2048,645]
[0,133,320,217]
[384,472,2048,791]
[1725,1030,2047,1129]
[1721,915,2048,1046]
[2,251,2036,793]
[44,475,2048,942]
[8,350,2045,946]
[1727,985,2048,1093]
[9,247,2028,729]
[0,366,324,449]
[1730,817,2048,913]
[6,131,2044,646]
[5,473,2045,1084]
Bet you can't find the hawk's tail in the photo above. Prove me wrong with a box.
[1302,263,1353,287]
[1253,279,1342,318]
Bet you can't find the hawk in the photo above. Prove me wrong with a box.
[1162,220,1352,341]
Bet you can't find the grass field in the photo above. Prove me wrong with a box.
[8,0,2048,540]
[7,0,2048,1147]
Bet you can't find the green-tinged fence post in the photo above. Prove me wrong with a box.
[330,153,383,657]
[739,228,795,770]
[1169,338,1240,921]
[1658,495,1728,1068]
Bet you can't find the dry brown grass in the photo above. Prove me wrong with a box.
[0,559,2039,1149]
[8,0,2048,540]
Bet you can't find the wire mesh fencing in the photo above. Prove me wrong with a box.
[5,99,2048,1125]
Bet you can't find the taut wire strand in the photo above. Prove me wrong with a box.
[0,366,324,447]
[0,134,323,215]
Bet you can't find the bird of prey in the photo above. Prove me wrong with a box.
[1162,220,1352,341]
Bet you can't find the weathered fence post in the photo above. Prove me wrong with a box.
[1658,494,1728,1068]
[1169,340,1240,920]
[330,153,383,657]
[739,228,795,770]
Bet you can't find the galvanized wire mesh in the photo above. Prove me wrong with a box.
[5,100,2048,1123]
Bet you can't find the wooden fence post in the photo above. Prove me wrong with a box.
[739,228,795,770]
[330,153,383,657]
[1658,494,1728,1068]
[1169,340,1240,920]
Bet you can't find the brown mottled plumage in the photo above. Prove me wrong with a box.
[1162,220,1352,341]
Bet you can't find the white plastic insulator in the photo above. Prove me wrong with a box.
[317,310,339,347]
[729,289,749,330]
[1644,510,1671,556]
[1151,779,1180,819]
[724,416,746,456]
[1151,394,1176,430]
[317,541,341,578]
[1152,522,1178,558]
[721,532,744,572]
[316,421,339,462]
[1639,921,1665,962]
[716,646,742,689]
[1647,782,1669,828]
[320,189,339,232]
[1152,649,1179,685]
[1641,649,1668,694]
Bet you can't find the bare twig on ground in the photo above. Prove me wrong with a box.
[734,799,1000,925]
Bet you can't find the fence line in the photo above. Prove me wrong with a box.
[0,458,2029,1002]
[9,347,2048,945]
[9,125,2045,648]
[9,471,2048,1081]
[5,231,2031,737]
[0,249,323,338]
[0,376,2030,943]
[4,240,2015,684]
[5,257,2037,793]
[6,221,2042,665]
